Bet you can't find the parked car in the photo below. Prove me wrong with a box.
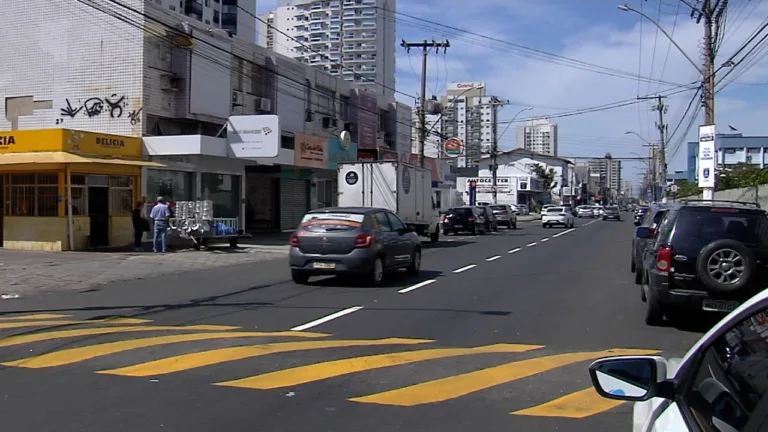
[442,206,487,235]
[602,205,622,221]
[289,207,422,285]
[576,205,595,218]
[631,204,670,284]
[477,205,499,232]
[516,204,530,215]
[637,199,768,325]
[490,204,518,229]
[588,288,768,432]
[634,206,650,224]
[592,205,604,217]
[542,206,575,228]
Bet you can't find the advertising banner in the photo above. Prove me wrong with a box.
[227,115,280,158]
[354,91,378,149]
[327,137,358,170]
[294,134,328,169]
[443,137,463,158]
[698,124,716,188]
[464,177,513,193]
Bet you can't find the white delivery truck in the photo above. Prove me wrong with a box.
[337,161,441,242]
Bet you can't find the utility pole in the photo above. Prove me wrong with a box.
[637,95,667,202]
[400,39,450,168]
[487,96,506,204]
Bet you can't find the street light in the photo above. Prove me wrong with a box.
[497,106,534,142]
[624,131,654,146]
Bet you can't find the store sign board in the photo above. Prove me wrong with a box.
[698,124,716,188]
[464,177,514,193]
[294,134,328,169]
[448,82,485,91]
[327,138,358,170]
[227,115,279,158]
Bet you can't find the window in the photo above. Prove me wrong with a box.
[386,212,405,231]
[316,87,334,115]
[4,174,59,217]
[281,134,295,149]
[146,169,194,203]
[372,211,392,231]
[213,10,220,24]
[201,173,240,219]
[109,175,134,216]
[684,307,768,430]
[316,180,334,208]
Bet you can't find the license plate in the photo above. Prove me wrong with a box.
[313,262,336,269]
[453,224,462,228]
[702,300,739,313]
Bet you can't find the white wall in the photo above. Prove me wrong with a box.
[0,0,145,136]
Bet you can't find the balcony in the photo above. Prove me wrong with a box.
[184,0,203,16]
[360,22,376,28]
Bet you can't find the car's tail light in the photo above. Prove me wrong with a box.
[656,246,672,274]
[648,227,656,236]
[290,233,299,247]
[354,233,375,248]
[468,216,476,221]
[499,211,508,215]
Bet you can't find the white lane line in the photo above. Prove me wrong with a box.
[585,220,598,226]
[553,228,575,238]
[486,255,502,262]
[508,247,521,254]
[458,237,466,240]
[453,264,477,273]
[290,306,364,331]
[398,279,436,294]
[446,239,455,242]
[527,242,537,247]
[540,238,549,242]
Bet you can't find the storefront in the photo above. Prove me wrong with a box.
[0,129,163,251]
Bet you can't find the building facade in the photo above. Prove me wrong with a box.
[0,0,406,247]
[685,133,768,183]
[515,118,558,156]
[260,0,397,99]
[585,157,622,202]
[154,0,257,43]
[439,82,502,168]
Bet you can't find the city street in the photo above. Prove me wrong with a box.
[0,215,706,432]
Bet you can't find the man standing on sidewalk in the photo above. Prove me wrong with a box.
[150,196,171,253]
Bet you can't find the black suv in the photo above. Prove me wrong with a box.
[442,206,487,235]
[637,200,768,326]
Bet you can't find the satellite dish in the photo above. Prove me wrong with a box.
[339,130,351,150]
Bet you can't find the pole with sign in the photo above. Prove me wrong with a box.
[468,180,477,206]
[698,125,716,200]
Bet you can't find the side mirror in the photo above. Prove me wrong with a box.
[635,226,652,238]
[634,219,643,226]
[589,356,669,402]
[400,226,415,234]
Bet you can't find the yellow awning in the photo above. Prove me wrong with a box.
[0,152,165,167]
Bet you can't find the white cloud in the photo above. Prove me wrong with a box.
[395,1,768,186]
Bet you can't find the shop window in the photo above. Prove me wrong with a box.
[109,176,134,216]
[4,174,59,217]
[201,173,240,219]
[146,169,194,203]
[316,179,334,208]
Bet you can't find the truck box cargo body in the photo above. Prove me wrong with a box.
[337,161,439,241]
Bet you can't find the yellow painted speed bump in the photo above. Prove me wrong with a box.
[217,343,543,390]
[0,314,72,320]
[0,325,244,348]
[101,338,434,377]
[2,331,331,368]
[0,318,149,330]
[349,348,659,407]
[512,387,625,418]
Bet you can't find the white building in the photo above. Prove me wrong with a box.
[0,0,404,235]
[440,82,502,168]
[411,113,442,159]
[154,0,257,43]
[587,157,622,201]
[260,0,397,99]
[516,118,558,156]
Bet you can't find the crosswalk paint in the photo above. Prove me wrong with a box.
[0,318,149,330]
[0,314,72,321]
[0,325,245,348]
[2,331,334,368]
[349,348,660,407]
[511,387,624,418]
[215,343,544,390]
[100,338,434,377]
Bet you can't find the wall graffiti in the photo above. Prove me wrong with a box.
[56,94,137,125]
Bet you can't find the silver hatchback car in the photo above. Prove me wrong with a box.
[289,207,422,285]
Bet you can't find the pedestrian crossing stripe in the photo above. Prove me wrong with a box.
[0,315,661,419]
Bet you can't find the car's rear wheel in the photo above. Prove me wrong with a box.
[369,257,385,286]
[644,286,664,326]
[291,270,310,284]
[407,248,421,275]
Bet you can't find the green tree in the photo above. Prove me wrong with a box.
[531,163,558,190]
[716,164,768,190]
[674,179,702,198]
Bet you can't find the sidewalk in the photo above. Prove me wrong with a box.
[0,235,290,297]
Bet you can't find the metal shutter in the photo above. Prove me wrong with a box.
[280,178,309,231]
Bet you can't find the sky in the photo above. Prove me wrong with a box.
[256,0,768,191]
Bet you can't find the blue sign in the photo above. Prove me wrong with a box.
[327,138,358,170]
[703,168,710,179]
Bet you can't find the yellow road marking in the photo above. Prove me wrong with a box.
[0,325,244,348]
[217,343,544,390]
[349,348,659,406]
[102,338,434,377]
[0,318,149,330]
[511,387,625,418]
[2,331,333,368]
[0,314,72,321]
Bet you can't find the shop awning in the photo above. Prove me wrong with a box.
[0,152,165,167]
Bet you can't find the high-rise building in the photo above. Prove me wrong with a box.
[411,113,442,159]
[515,118,558,156]
[258,0,397,98]
[439,82,501,168]
[154,0,257,43]
[587,157,622,200]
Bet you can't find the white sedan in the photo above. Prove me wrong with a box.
[588,289,768,431]
[542,206,575,228]
[576,205,595,218]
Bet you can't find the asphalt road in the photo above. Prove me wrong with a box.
[0,214,708,432]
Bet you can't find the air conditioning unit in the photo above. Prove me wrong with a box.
[232,91,243,103]
[255,97,272,112]
[161,74,181,92]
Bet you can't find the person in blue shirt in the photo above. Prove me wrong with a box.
[149,196,172,253]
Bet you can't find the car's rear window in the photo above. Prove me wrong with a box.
[490,205,507,211]
[606,206,618,210]
[300,213,365,232]
[546,207,564,213]
[447,208,472,216]
[673,210,768,244]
